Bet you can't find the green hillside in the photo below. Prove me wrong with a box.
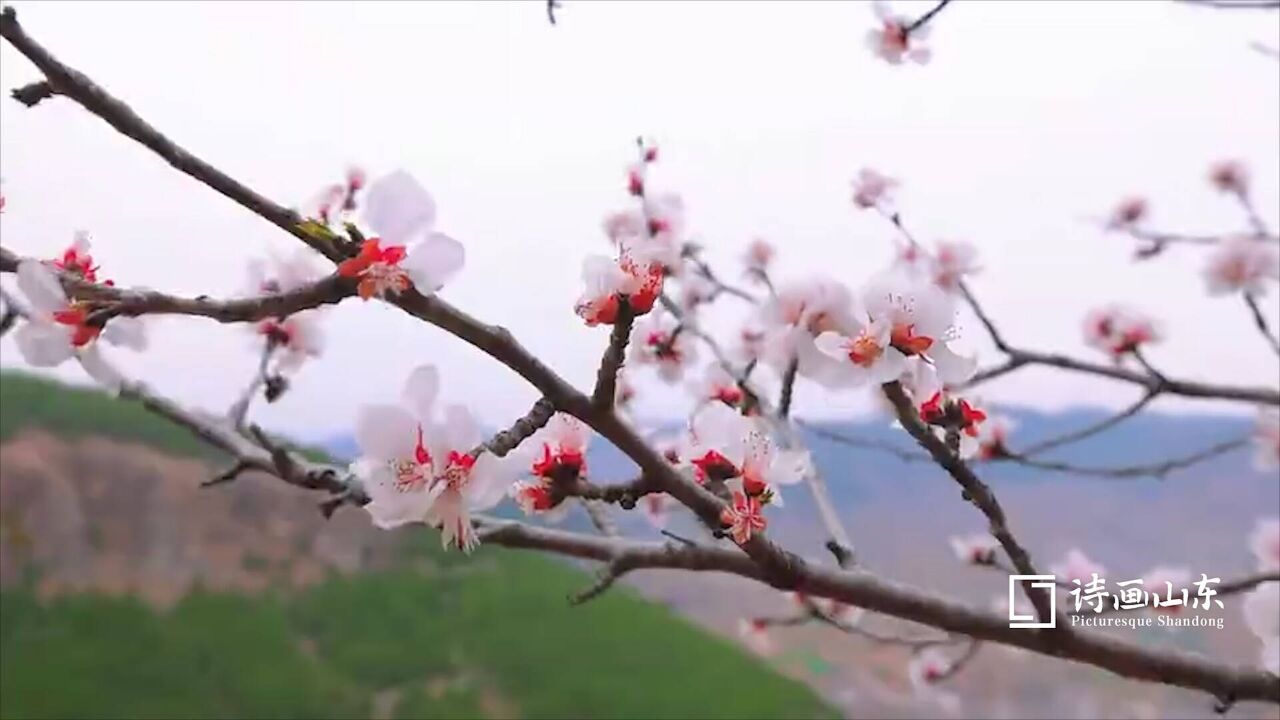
[0,371,834,720]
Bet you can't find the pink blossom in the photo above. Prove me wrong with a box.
[851,168,898,209]
[351,365,515,551]
[742,238,775,276]
[815,273,975,387]
[1254,409,1280,472]
[246,250,327,372]
[731,324,767,366]
[1141,566,1193,614]
[1082,305,1162,358]
[866,2,931,65]
[929,240,980,292]
[574,239,664,326]
[1250,518,1280,572]
[254,313,324,374]
[13,260,146,391]
[1242,582,1279,675]
[602,210,646,245]
[636,492,668,530]
[529,413,590,480]
[510,481,557,516]
[964,413,1014,460]
[721,491,767,545]
[907,647,952,688]
[343,170,465,299]
[629,313,697,383]
[686,402,807,501]
[641,192,688,268]
[689,364,744,407]
[948,533,999,565]
[825,599,865,626]
[1107,196,1149,230]
[907,648,962,713]
[1208,159,1250,196]
[737,618,774,656]
[52,231,103,283]
[1202,236,1279,297]
[614,367,637,411]
[676,272,716,314]
[1050,548,1106,584]
[759,277,861,387]
[246,248,325,296]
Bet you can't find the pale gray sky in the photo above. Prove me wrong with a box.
[1,1,1277,440]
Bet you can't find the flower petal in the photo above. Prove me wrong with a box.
[1243,582,1280,640]
[441,404,481,451]
[813,331,850,360]
[102,317,148,351]
[17,260,68,316]
[14,321,74,366]
[403,232,465,293]
[929,342,977,384]
[401,365,439,421]
[354,404,419,461]
[467,452,515,511]
[363,170,437,246]
[77,345,125,394]
[869,346,909,384]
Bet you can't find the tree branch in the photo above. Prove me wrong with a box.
[227,340,278,428]
[995,438,1249,480]
[1243,292,1280,357]
[473,519,1279,702]
[1018,388,1161,456]
[477,397,556,458]
[591,300,634,409]
[881,381,1059,627]
[0,246,352,324]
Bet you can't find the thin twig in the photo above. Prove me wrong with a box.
[227,340,278,428]
[1019,388,1160,456]
[996,438,1249,480]
[881,381,1060,627]
[778,357,800,418]
[591,300,635,409]
[904,0,954,34]
[1243,293,1280,357]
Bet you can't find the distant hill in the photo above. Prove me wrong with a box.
[0,372,834,720]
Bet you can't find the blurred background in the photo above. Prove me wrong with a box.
[1,1,1278,719]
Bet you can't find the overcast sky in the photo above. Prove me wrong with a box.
[1,1,1277,441]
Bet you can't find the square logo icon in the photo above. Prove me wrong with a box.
[1009,575,1056,628]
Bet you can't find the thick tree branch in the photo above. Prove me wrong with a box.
[1,246,352,324]
[474,519,1279,702]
